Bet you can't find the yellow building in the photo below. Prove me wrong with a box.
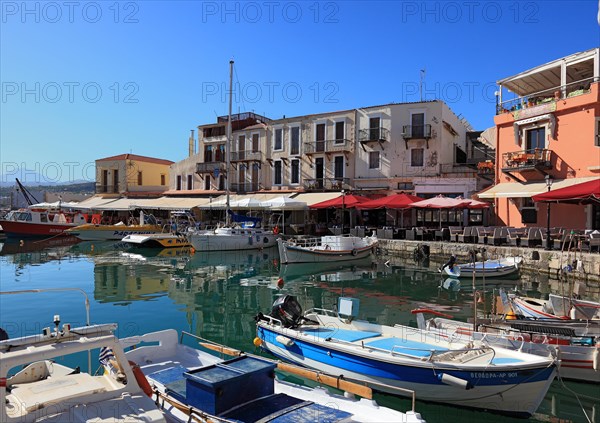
[95,153,174,197]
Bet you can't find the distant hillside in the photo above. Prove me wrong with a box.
[0,181,95,196]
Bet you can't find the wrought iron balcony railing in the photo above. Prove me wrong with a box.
[358,127,390,143]
[230,150,263,162]
[402,124,432,139]
[303,177,350,191]
[304,139,352,154]
[501,149,553,171]
[95,183,121,194]
[196,162,226,174]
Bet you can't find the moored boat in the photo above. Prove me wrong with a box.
[442,256,521,279]
[188,225,277,251]
[277,234,378,264]
[255,296,557,417]
[122,232,192,248]
[66,212,162,241]
[120,329,426,423]
[0,208,88,238]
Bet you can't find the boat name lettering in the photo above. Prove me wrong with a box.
[112,231,155,236]
[470,372,517,379]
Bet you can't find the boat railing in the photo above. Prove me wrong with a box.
[286,237,322,248]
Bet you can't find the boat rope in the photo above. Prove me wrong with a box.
[555,372,593,423]
[32,232,68,243]
[152,386,229,423]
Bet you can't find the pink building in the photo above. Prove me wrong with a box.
[480,48,600,230]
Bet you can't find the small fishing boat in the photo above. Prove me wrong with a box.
[255,296,557,417]
[0,208,87,238]
[508,293,600,320]
[122,232,192,248]
[413,309,600,383]
[188,225,277,251]
[120,329,426,423]
[441,256,521,279]
[277,234,378,264]
[0,320,166,423]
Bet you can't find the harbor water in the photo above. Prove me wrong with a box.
[0,238,598,423]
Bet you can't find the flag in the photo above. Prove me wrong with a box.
[99,346,115,365]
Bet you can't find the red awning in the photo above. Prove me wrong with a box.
[356,193,423,210]
[309,194,370,209]
[532,178,600,203]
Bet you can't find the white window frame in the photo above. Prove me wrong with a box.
[273,159,283,186]
[334,119,346,144]
[290,158,300,185]
[289,124,301,156]
[332,155,345,179]
[522,122,549,151]
[273,126,284,151]
[368,151,380,169]
[410,148,425,167]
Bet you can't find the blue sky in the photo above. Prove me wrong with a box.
[1,0,599,183]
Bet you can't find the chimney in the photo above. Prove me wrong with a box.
[188,129,196,157]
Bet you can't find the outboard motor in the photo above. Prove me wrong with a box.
[270,295,303,328]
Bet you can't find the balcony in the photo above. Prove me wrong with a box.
[231,150,263,162]
[501,149,553,181]
[196,162,226,175]
[95,183,121,194]
[230,182,260,193]
[401,124,432,149]
[303,177,350,191]
[304,139,352,155]
[358,128,389,151]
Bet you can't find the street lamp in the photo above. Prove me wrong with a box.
[545,175,553,250]
[341,189,346,234]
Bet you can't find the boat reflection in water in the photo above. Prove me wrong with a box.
[0,235,81,266]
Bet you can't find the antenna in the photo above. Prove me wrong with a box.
[420,68,426,101]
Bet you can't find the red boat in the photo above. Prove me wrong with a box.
[0,208,89,238]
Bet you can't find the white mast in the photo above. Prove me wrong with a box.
[226,60,233,226]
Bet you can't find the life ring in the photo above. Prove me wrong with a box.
[273,226,279,235]
[91,216,101,225]
[128,360,153,397]
[351,249,358,256]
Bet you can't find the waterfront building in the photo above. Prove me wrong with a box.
[95,153,173,198]
[479,48,600,230]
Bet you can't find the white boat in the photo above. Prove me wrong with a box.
[188,226,277,251]
[0,321,165,423]
[277,234,378,264]
[66,212,162,241]
[122,232,192,248]
[120,329,426,423]
[509,293,600,320]
[256,296,557,417]
[413,309,600,383]
[442,256,521,279]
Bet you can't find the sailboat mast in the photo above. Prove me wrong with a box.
[226,59,234,225]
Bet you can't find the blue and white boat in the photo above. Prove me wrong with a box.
[255,296,557,417]
[442,256,521,279]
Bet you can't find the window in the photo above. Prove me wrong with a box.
[290,126,300,155]
[187,174,193,190]
[252,133,259,152]
[238,135,246,160]
[204,146,213,162]
[160,174,166,185]
[520,198,537,224]
[274,128,283,150]
[315,123,325,152]
[218,175,225,190]
[113,169,119,192]
[526,127,545,152]
[334,156,344,179]
[204,175,211,190]
[274,160,283,185]
[369,117,380,140]
[176,175,182,190]
[369,151,380,169]
[335,121,345,143]
[137,171,143,186]
[595,118,600,147]
[291,159,300,184]
[411,148,424,167]
[411,113,425,138]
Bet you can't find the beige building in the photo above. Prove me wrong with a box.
[96,153,173,197]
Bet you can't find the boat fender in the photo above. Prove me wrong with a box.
[438,373,473,390]
[351,249,358,256]
[128,360,153,397]
[253,337,263,347]
[273,226,279,235]
[593,347,600,371]
[276,335,295,347]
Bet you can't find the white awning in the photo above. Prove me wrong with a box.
[478,177,599,199]
[69,196,120,210]
[199,193,284,209]
[291,192,341,206]
[140,197,212,210]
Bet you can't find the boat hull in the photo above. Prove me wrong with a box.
[257,324,556,417]
[0,220,75,237]
[122,233,191,248]
[67,224,162,241]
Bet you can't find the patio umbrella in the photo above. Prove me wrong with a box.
[462,199,490,209]
[309,194,370,209]
[355,193,423,210]
[532,178,600,204]
[229,198,264,209]
[409,195,472,209]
